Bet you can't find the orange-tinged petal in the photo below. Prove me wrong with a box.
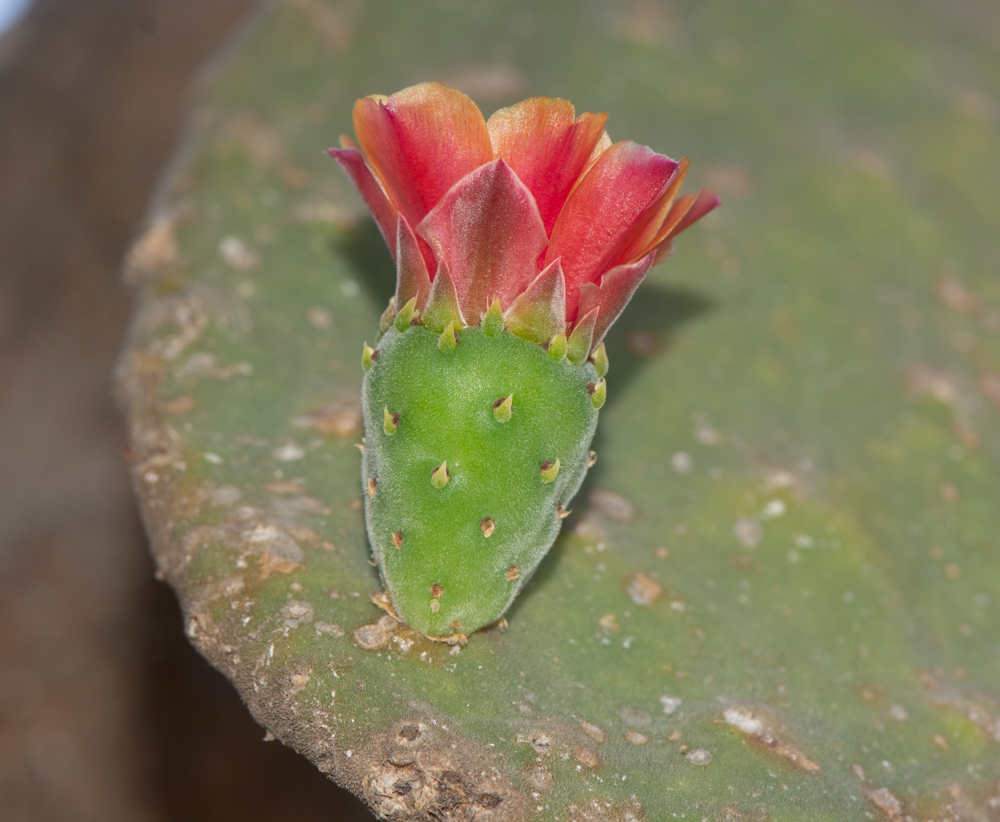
[576,251,656,347]
[581,130,612,176]
[641,186,720,262]
[488,98,607,235]
[663,188,721,241]
[615,157,689,263]
[353,82,493,230]
[417,159,548,320]
[326,146,398,258]
[546,141,680,321]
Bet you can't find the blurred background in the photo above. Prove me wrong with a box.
[0,0,373,818]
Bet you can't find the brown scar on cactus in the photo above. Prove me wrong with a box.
[557,502,572,519]
[367,476,377,498]
[391,530,403,549]
[723,706,820,773]
[507,565,520,581]
[481,517,496,537]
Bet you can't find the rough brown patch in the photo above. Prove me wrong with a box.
[358,719,527,820]
[353,616,399,650]
[506,565,520,581]
[580,721,604,743]
[573,748,601,768]
[723,706,820,773]
[392,530,404,549]
[867,786,903,818]
[481,517,496,537]
[258,552,300,580]
[626,573,661,606]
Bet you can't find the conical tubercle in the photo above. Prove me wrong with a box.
[421,259,464,334]
[504,258,566,345]
[395,215,431,314]
[567,308,598,366]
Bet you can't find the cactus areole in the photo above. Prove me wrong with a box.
[330,83,718,639]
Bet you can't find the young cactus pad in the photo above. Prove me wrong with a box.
[333,83,718,635]
[362,324,599,637]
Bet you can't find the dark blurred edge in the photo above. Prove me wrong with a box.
[0,1,373,819]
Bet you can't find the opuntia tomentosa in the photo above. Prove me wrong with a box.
[330,82,718,639]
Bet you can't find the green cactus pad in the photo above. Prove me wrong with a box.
[362,324,599,636]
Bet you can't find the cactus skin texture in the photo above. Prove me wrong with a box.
[334,83,716,637]
[362,324,599,637]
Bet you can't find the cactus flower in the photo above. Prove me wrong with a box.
[330,82,717,640]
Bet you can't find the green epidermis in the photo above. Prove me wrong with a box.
[361,323,600,636]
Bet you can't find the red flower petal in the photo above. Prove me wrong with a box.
[546,141,680,322]
[661,188,721,242]
[613,157,690,264]
[577,252,656,347]
[353,83,493,231]
[395,215,432,313]
[326,146,398,258]
[504,259,567,345]
[639,187,722,266]
[488,98,608,235]
[417,159,548,320]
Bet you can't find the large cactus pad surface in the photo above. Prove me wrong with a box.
[118,0,1000,819]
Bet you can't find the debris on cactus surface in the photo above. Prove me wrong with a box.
[330,83,718,637]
